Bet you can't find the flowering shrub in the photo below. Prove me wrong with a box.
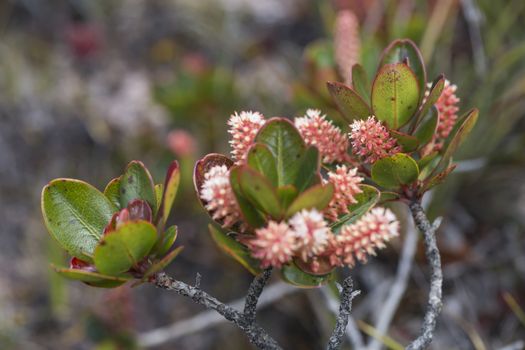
[193,39,476,288]
[40,37,477,350]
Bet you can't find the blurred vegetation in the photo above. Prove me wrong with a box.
[1,0,525,349]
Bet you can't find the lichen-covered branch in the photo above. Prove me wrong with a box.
[407,201,444,350]
[152,272,282,350]
[327,276,361,350]
[244,268,273,324]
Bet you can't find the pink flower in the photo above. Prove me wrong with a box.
[289,209,330,261]
[334,10,360,84]
[338,207,399,267]
[200,165,240,228]
[349,116,400,164]
[228,111,266,164]
[295,109,349,164]
[247,221,296,268]
[324,165,363,222]
[434,80,460,140]
[167,129,196,156]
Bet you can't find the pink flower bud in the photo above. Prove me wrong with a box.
[324,165,363,222]
[349,116,400,164]
[228,111,266,164]
[247,221,296,269]
[295,109,349,164]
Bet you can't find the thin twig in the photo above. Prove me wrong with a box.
[368,216,418,350]
[138,282,296,347]
[327,276,361,350]
[152,272,283,350]
[321,286,365,349]
[406,201,444,350]
[244,268,273,324]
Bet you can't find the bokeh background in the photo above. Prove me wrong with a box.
[1,0,525,349]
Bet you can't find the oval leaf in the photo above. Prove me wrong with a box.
[247,143,278,187]
[120,161,157,213]
[42,179,117,262]
[390,130,419,152]
[294,146,321,192]
[53,265,131,288]
[281,263,333,288]
[285,183,334,218]
[238,166,282,219]
[155,225,178,256]
[371,153,420,189]
[104,177,121,209]
[94,221,157,276]
[229,166,266,228]
[379,39,426,102]
[209,225,262,275]
[372,63,420,129]
[254,118,306,186]
[327,81,372,122]
[415,75,445,127]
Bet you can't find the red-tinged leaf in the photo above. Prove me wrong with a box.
[327,81,372,122]
[157,160,181,224]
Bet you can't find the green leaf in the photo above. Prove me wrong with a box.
[294,146,321,192]
[285,183,334,218]
[327,81,372,122]
[416,76,445,126]
[238,166,282,219]
[53,266,131,288]
[120,161,157,213]
[254,118,305,186]
[379,191,400,203]
[155,225,178,257]
[414,106,439,146]
[371,154,419,189]
[434,108,479,174]
[104,177,121,209]
[390,130,419,152]
[379,39,426,102]
[154,184,164,214]
[281,263,333,288]
[418,152,439,176]
[229,166,266,228]
[371,63,420,129]
[247,144,278,187]
[209,225,262,275]
[42,179,117,262]
[330,184,380,233]
[277,185,298,210]
[157,160,181,224]
[143,246,184,279]
[352,63,371,101]
[94,221,157,276]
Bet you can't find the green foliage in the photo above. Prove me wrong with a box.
[371,154,420,189]
[371,63,420,129]
[41,161,183,288]
[327,81,371,122]
[42,179,117,262]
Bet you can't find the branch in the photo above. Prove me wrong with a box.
[406,201,444,350]
[244,268,273,324]
[152,272,282,350]
[327,276,361,350]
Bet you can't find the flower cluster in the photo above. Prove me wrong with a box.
[334,10,360,84]
[200,165,241,228]
[349,116,400,164]
[294,109,349,163]
[323,165,363,221]
[434,80,460,143]
[244,207,399,270]
[228,111,266,164]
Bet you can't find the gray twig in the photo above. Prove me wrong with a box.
[244,268,273,324]
[153,272,282,350]
[327,276,361,350]
[406,201,444,350]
